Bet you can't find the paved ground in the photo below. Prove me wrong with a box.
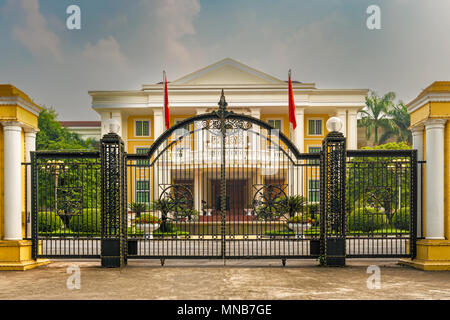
[1,259,450,300]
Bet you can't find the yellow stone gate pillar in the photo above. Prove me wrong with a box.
[0,84,49,270]
[400,81,450,270]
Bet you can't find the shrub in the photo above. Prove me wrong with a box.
[347,207,387,232]
[68,208,101,233]
[129,202,148,217]
[392,207,410,230]
[134,214,160,224]
[306,203,320,215]
[38,211,63,232]
[288,214,314,224]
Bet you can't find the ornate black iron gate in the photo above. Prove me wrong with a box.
[31,91,417,267]
[126,91,321,262]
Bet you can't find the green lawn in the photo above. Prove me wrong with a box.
[265,226,409,237]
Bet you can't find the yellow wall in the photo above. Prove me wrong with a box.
[304,114,330,152]
[0,127,3,239]
[445,123,450,239]
[127,115,154,154]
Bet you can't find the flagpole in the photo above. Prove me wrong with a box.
[163,70,166,131]
[288,69,293,141]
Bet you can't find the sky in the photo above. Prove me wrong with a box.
[0,0,449,121]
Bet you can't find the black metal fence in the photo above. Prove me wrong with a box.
[31,151,101,259]
[29,93,419,266]
[346,149,417,258]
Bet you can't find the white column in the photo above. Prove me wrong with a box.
[24,128,37,238]
[250,108,261,161]
[196,108,207,155]
[411,125,424,238]
[294,108,304,153]
[336,108,347,137]
[347,110,358,149]
[152,108,166,200]
[153,108,164,141]
[2,122,23,240]
[424,119,446,239]
[194,172,203,215]
[291,108,304,198]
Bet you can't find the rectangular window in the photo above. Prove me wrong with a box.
[135,180,150,203]
[136,120,150,137]
[308,119,323,135]
[268,119,282,130]
[308,179,320,202]
[174,119,190,138]
[136,147,150,166]
[267,119,282,149]
[308,146,321,164]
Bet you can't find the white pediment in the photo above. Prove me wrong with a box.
[171,58,286,85]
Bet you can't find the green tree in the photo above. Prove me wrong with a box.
[346,142,412,224]
[37,108,94,151]
[358,91,395,145]
[379,102,412,145]
[35,108,100,217]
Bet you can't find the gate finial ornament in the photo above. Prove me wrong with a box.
[219,89,227,112]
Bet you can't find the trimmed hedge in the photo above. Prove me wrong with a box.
[38,211,63,232]
[347,207,387,232]
[392,207,410,230]
[68,208,101,233]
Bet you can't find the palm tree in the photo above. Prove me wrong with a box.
[379,102,412,145]
[358,91,395,145]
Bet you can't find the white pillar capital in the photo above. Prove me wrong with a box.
[151,108,163,116]
[294,107,305,116]
[250,108,261,118]
[424,119,447,131]
[410,124,424,135]
[1,121,22,131]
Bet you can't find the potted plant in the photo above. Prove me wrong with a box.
[288,214,313,239]
[151,198,173,233]
[134,214,160,239]
[286,195,307,219]
[129,202,148,218]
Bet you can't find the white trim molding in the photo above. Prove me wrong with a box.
[407,93,450,113]
[0,96,42,115]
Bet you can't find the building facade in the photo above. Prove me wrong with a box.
[90,58,367,154]
[89,58,367,215]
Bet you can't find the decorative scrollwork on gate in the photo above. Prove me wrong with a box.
[56,187,83,227]
[252,184,288,221]
[202,119,252,136]
[158,184,194,222]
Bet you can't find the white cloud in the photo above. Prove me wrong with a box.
[11,0,63,62]
[82,36,128,68]
[146,0,201,70]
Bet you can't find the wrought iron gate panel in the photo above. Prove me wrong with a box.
[126,91,320,259]
[31,151,101,259]
[346,149,417,258]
